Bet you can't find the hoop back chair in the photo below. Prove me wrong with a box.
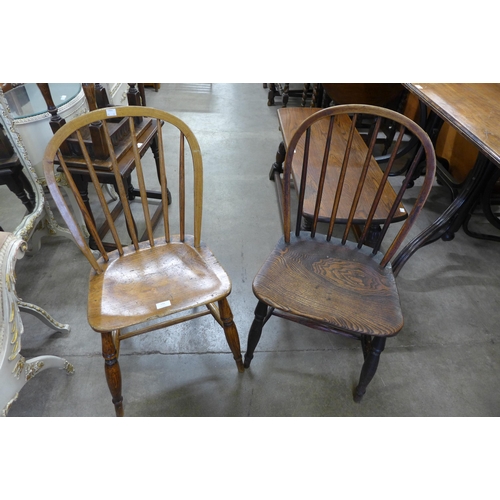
[43,106,244,416]
[245,104,436,402]
[37,83,170,251]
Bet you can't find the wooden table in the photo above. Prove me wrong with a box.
[393,83,500,273]
[270,107,407,240]
[405,84,500,165]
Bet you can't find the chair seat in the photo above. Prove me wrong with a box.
[88,235,230,332]
[252,233,403,337]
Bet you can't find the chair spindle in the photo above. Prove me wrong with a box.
[357,123,406,249]
[341,116,382,244]
[56,147,111,261]
[379,144,426,265]
[102,117,140,250]
[326,114,358,241]
[294,127,311,237]
[156,119,170,243]
[75,128,127,255]
[128,117,155,246]
[310,116,335,238]
[179,131,185,242]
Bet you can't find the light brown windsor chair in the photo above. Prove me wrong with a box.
[43,106,244,416]
[244,104,436,402]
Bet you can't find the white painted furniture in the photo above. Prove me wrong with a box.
[102,83,129,106]
[0,87,75,415]
[0,231,74,416]
[3,84,88,181]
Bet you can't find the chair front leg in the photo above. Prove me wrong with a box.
[218,298,244,373]
[101,331,124,416]
[244,300,269,368]
[353,336,386,403]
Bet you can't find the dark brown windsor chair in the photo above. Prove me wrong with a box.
[43,106,244,416]
[244,104,436,402]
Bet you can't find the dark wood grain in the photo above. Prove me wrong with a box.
[253,234,403,336]
[247,103,437,402]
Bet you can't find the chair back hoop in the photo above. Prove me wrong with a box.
[282,104,436,268]
[42,106,203,274]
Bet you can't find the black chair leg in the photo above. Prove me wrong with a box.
[353,336,386,403]
[244,300,268,368]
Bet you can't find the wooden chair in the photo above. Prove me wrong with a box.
[266,83,313,107]
[271,106,410,239]
[0,122,36,215]
[43,106,244,416]
[37,83,169,250]
[244,104,436,402]
[313,84,418,161]
[270,84,422,231]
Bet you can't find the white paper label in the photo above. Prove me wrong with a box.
[156,300,171,309]
[106,108,117,116]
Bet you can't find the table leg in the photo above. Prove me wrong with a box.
[18,301,71,334]
[463,166,500,241]
[393,153,497,275]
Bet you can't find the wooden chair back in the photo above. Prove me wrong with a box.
[282,104,436,274]
[43,106,203,274]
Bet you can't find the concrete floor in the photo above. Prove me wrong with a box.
[4,83,500,417]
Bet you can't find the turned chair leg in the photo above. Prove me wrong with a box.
[353,336,386,403]
[218,298,244,373]
[282,84,289,107]
[268,84,277,106]
[101,331,124,416]
[269,141,286,181]
[244,300,268,368]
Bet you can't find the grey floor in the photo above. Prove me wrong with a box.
[4,83,500,417]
